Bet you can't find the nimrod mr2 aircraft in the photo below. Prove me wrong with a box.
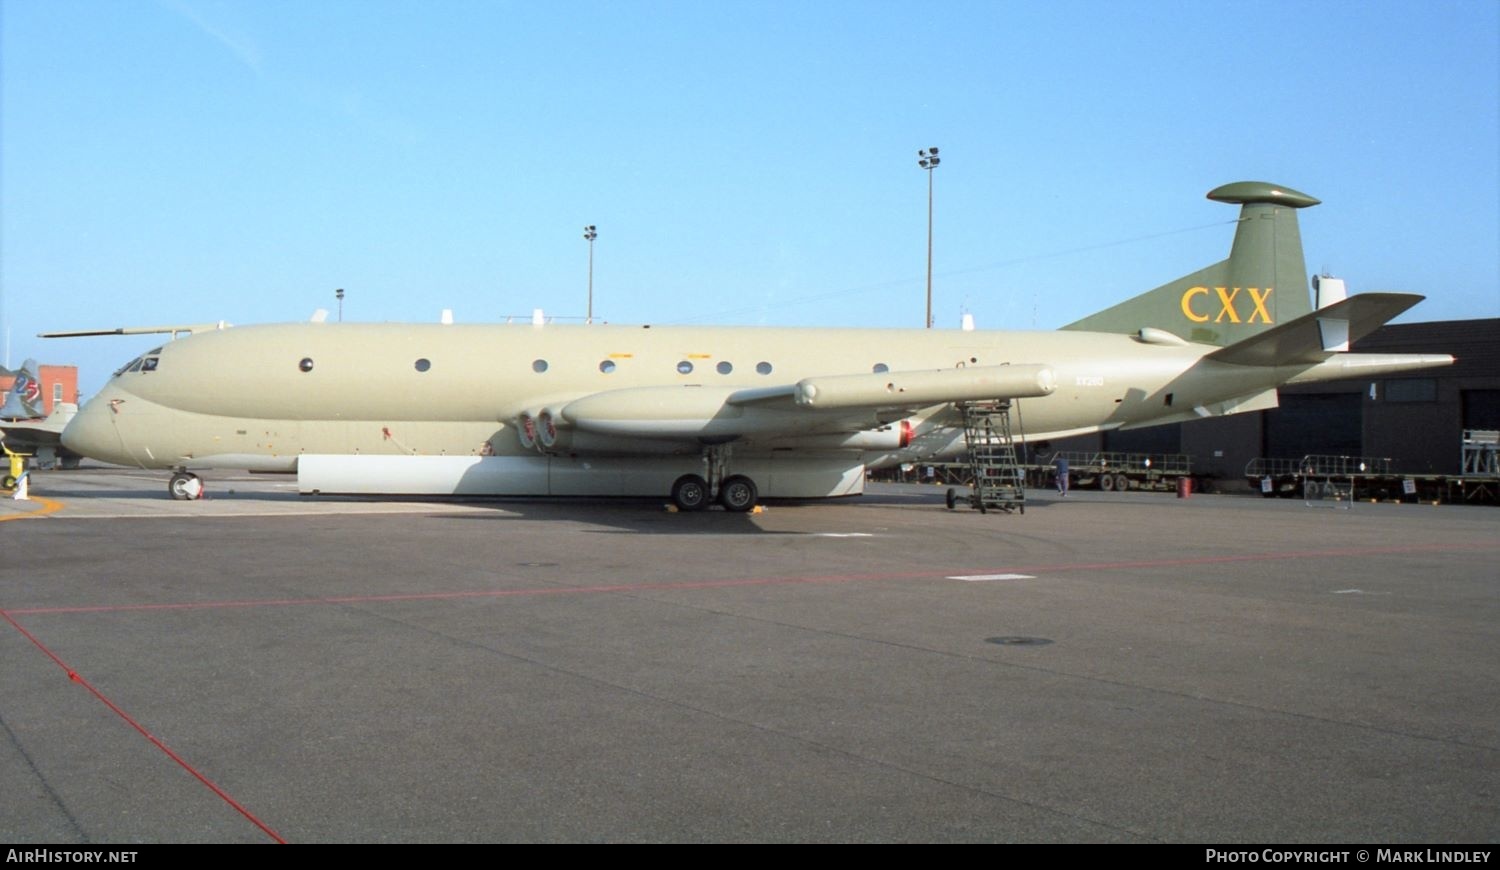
[50,181,1451,509]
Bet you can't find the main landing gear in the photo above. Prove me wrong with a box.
[168,471,204,500]
[669,444,759,513]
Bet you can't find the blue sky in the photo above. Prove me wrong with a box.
[3,0,1497,395]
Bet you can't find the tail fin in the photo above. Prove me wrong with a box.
[1063,181,1320,346]
[1,359,46,420]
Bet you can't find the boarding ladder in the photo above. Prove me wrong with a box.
[949,401,1026,514]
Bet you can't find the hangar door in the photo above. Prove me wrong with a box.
[1264,393,1362,459]
[1463,390,1500,430]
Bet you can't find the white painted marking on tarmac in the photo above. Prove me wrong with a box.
[815,532,874,538]
[1331,588,1391,596]
[948,573,1037,582]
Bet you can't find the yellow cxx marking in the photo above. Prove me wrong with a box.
[1181,286,1275,325]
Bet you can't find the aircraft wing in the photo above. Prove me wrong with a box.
[553,363,1056,442]
[0,403,76,449]
[1,420,65,448]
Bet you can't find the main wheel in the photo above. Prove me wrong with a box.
[1114,473,1130,492]
[670,474,710,511]
[718,475,758,512]
[1099,473,1115,492]
[169,472,204,501]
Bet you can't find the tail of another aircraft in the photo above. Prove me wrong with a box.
[1,358,46,420]
[1063,181,1320,346]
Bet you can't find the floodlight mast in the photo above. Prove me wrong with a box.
[918,147,940,329]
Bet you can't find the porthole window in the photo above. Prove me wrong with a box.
[599,360,616,374]
[532,359,548,373]
[756,361,773,375]
[415,358,431,372]
[716,361,733,375]
[299,358,314,372]
[676,360,694,375]
[872,363,889,374]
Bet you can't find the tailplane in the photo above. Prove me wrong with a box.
[1064,181,1320,346]
[1206,292,1427,366]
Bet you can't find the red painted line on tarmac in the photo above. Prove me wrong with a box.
[0,608,288,843]
[6,541,1495,618]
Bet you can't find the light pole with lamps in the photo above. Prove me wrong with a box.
[918,147,940,329]
[583,225,597,323]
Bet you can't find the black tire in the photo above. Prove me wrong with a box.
[718,475,758,512]
[1099,473,1115,492]
[2,474,15,490]
[945,488,957,510]
[169,472,202,501]
[671,474,710,512]
[1114,473,1130,492]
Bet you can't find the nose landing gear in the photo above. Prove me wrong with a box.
[168,471,204,500]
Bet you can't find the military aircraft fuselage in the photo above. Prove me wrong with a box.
[65,321,1258,472]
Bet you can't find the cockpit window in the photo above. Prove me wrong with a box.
[113,349,164,378]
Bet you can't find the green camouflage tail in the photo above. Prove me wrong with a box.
[1063,181,1319,346]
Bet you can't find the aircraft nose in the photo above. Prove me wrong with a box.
[62,389,131,465]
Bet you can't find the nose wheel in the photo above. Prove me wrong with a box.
[168,472,204,500]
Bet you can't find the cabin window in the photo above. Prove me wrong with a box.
[299,358,314,372]
[676,360,694,375]
[756,361,773,375]
[599,360,616,374]
[125,358,145,373]
[141,357,158,372]
[716,361,733,375]
[532,359,548,373]
[414,358,431,372]
[872,363,889,374]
